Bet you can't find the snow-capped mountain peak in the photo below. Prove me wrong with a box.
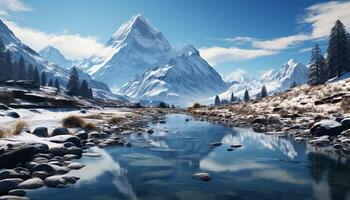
[39,46,73,69]
[106,14,171,50]
[84,14,173,88]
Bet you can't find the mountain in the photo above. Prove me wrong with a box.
[84,14,173,89]
[214,59,308,102]
[0,19,111,93]
[39,46,73,69]
[0,19,67,81]
[119,45,228,106]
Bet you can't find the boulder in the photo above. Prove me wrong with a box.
[32,171,49,180]
[75,131,88,140]
[31,163,55,174]
[310,120,342,136]
[17,178,44,189]
[0,143,49,169]
[0,104,9,110]
[210,142,222,147]
[49,135,81,147]
[48,146,68,157]
[0,178,23,195]
[32,127,48,138]
[65,147,83,156]
[5,112,20,118]
[51,128,69,136]
[44,175,79,188]
[193,173,211,181]
[341,118,350,131]
[67,163,85,170]
[8,189,26,197]
[0,170,30,180]
[0,196,29,200]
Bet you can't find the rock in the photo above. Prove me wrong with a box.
[193,173,211,181]
[6,112,20,118]
[0,195,29,200]
[44,175,79,188]
[310,120,342,136]
[32,171,48,180]
[0,178,23,195]
[147,129,154,134]
[63,154,78,160]
[227,148,233,151]
[49,135,81,147]
[32,127,48,138]
[48,146,67,157]
[0,170,30,180]
[342,118,350,130]
[341,129,350,136]
[23,161,38,170]
[31,163,56,174]
[17,178,44,189]
[309,136,330,146]
[67,163,85,170]
[51,128,69,136]
[0,104,9,110]
[75,131,88,140]
[294,137,305,142]
[210,142,222,147]
[82,153,101,157]
[65,147,83,156]
[333,143,342,149]
[252,116,266,124]
[230,144,242,148]
[0,143,49,169]
[8,189,26,196]
[33,157,49,164]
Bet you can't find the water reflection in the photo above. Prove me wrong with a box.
[26,114,350,200]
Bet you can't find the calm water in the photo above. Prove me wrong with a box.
[28,114,350,200]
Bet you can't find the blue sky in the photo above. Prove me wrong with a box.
[1,0,349,81]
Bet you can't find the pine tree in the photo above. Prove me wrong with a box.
[230,92,236,102]
[41,71,47,86]
[66,67,80,96]
[48,78,54,87]
[308,44,327,85]
[17,56,26,80]
[80,79,90,98]
[0,42,6,82]
[54,78,60,91]
[5,52,13,80]
[89,88,93,98]
[33,67,40,89]
[327,20,350,79]
[214,95,221,106]
[27,64,34,80]
[244,89,250,102]
[261,85,267,98]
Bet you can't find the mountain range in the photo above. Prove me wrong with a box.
[1,14,311,106]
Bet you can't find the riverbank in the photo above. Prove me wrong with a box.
[188,78,350,156]
[0,107,170,199]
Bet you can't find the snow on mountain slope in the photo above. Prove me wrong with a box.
[119,45,228,106]
[39,46,73,69]
[0,20,67,81]
[0,20,112,93]
[85,14,173,88]
[214,59,308,102]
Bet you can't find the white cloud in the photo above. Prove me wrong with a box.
[4,20,113,60]
[298,47,312,53]
[199,46,277,66]
[224,68,247,82]
[203,1,350,65]
[0,0,31,15]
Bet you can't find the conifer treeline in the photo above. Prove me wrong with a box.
[308,20,350,85]
[0,39,93,98]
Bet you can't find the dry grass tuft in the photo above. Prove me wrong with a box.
[0,120,28,138]
[12,120,28,135]
[341,97,350,113]
[84,122,97,130]
[108,116,127,125]
[62,115,86,128]
[83,114,103,120]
